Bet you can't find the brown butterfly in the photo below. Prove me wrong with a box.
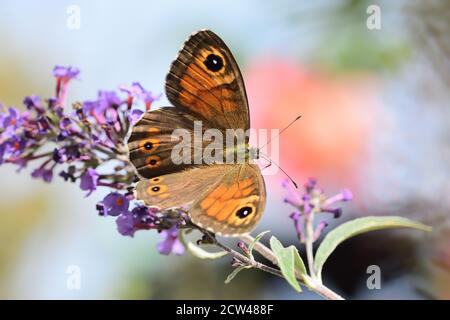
[127,30,266,236]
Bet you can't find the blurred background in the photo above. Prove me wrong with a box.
[1,0,449,299]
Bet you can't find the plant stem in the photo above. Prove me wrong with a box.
[210,236,285,279]
[239,234,344,300]
[240,234,278,265]
[304,212,317,279]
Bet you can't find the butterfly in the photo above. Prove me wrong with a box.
[127,30,266,236]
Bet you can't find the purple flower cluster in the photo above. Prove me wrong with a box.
[0,66,184,255]
[283,178,353,242]
[0,66,154,185]
[97,193,185,255]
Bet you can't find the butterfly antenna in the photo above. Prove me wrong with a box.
[259,115,302,150]
[259,152,298,189]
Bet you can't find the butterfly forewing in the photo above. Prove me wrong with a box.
[128,107,199,179]
[165,30,250,131]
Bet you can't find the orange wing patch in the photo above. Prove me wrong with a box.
[207,201,228,217]
[200,179,257,224]
[131,126,161,134]
[189,63,217,87]
[178,70,220,119]
[216,201,240,221]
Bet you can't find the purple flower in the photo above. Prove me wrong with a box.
[322,207,342,218]
[97,90,121,109]
[116,205,159,237]
[323,189,353,207]
[119,82,146,98]
[47,97,58,108]
[52,148,66,163]
[304,177,317,193]
[53,144,82,162]
[116,213,135,236]
[1,136,27,161]
[59,117,73,130]
[23,95,45,113]
[59,166,76,182]
[58,117,80,140]
[127,109,143,126]
[31,167,53,183]
[313,220,329,241]
[79,168,99,196]
[37,115,51,135]
[290,211,304,242]
[302,194,312,216]
[0,143,6,164]
[2,107,22,132]
[119,82,158,110]
[284,178,353,246]
[131,205,158,225]
[53,65,80,80]
[157,225,185,256]
[83,91,121,114]
[53,66,80,103]
[320,188,352,218]
[141,91,158,111]
[283,178,353,218]
[82,100,98,116]
[100,192,130,216]
[82,90,122,126]
[0,65,183,256]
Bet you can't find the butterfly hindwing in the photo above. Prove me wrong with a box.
[190,163,266,236]
[134,164,233,209]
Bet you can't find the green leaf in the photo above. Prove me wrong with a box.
[224,265,251,284]
[270,236,306,292]
[178,231,228,260]
[314,216,432,279]
[247,230,270,258]
[293,246,307,278]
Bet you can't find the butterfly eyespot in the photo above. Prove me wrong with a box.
[150,177,161,183]
[146,155,161,169]
[236,206,253,219]
[146,184,168,195]
[204,54,224,72]
[139,139,160,153]
[144,142,153,150]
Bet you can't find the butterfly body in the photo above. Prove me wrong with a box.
[128,30,266,236]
